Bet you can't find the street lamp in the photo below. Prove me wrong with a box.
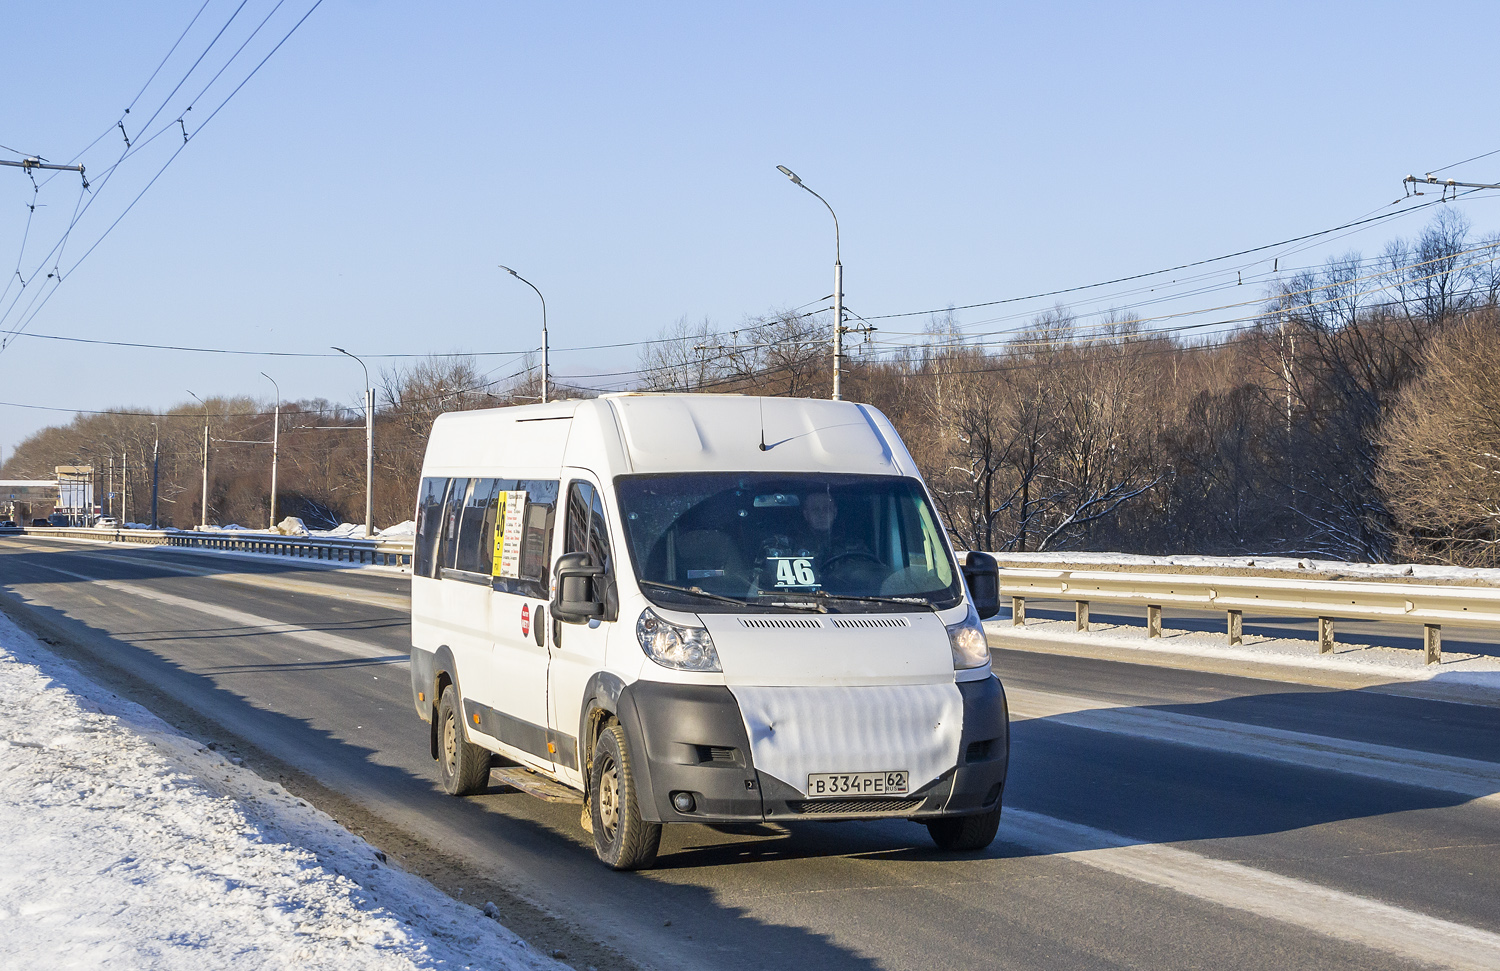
[331,347,375,538]
[187,390,210,528]
[777,165,845,400]
[498,265,549,404]
[261,372,280,531]
[149,421,159,529]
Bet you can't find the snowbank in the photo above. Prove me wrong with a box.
[0,612,562,971]
[991,551,1500,585]
[379,520,417,538]
[988,615,1500,699]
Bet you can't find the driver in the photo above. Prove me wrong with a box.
[802,491,838,534]
[757,491,878,593]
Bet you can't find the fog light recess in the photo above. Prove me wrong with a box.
[671,791,697,813]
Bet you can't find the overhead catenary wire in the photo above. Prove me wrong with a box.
[861,196,1453,322]
[0,0,326,351]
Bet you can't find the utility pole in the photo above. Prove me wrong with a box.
[122,451,128,524]
[150,423,160,529]
[332,348,375,538]
[777,166,845,400]
[261,373,280,530]
[499,266,549,403]
[108,454,114,519]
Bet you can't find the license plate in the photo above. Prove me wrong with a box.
[807,770,909,798]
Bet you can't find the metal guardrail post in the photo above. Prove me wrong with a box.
[1318,617,1335,654]
[1147,605,1162,638]
[1012,596,1026,627]
[1075,601,1090,632]
[1227,609,1244,646]
[1425,624,1442,665]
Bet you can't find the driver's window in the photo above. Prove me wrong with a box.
[565,480,616,620]
[565,481,613,575]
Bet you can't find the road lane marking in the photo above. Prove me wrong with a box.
[10,539,411,612]
[22,561,406,665]
[1009,687,1500,806]
[1004,808,1500,971]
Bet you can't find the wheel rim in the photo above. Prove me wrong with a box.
[442,711,458,777]
[598,755,620,842]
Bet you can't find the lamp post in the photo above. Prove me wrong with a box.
[261,372,280,531]
[187,391,210,528]
[776,165,844,401]
[498,265,549,404]
[331,347,374,538]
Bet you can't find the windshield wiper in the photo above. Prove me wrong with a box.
[809,591,939,611]
[638,580,749,606]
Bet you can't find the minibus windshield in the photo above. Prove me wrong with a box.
[615,473,963,612]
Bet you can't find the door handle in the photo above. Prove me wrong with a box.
[534,604,546,647]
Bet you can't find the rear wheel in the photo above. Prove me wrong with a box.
[590,722,661,870]
[926,806,1002,852]
[437,687,491,796]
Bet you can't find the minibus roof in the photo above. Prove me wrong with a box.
[423,394,917,478]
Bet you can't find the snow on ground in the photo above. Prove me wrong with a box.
[0,611,563,971]
[989,550,1500,585]
[988,615,1500,693]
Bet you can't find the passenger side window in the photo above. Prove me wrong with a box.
[517,479,560,585]
[491,479,559,599]
[438,478,471,572]
[454,478,499,575]
[414,477,448,579]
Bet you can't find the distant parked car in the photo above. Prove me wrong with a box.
[31,519,52,527]
[94,517,121,529]
[0,520,15,528]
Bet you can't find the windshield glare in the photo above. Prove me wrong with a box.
[615,473,962,612]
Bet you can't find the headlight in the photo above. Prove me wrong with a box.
[636,608,722,672]
[946,606,990,670]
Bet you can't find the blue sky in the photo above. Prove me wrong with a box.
[2,1,1498,456]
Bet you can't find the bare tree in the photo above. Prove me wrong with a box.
[1378,311,1500,566]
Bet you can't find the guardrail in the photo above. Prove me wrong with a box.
[0,525,412,568]
[998,568,1500,665]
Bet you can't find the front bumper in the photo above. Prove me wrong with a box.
[618,676,1009,824]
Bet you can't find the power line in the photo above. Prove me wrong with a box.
[0,0,326,351]
[861,197,1448,321]
[1428,146,1500,176]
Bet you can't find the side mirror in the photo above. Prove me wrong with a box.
[962,551,1001,620]
[553,551,604,624]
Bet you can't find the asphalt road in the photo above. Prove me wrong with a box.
[3,534,1499,971]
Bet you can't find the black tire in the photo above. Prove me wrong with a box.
[926,806,1002,852]
[590,722,662,870]
[437,686,491,796]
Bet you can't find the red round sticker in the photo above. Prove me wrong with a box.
[521,603,530,637]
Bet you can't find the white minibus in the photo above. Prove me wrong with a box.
[409,393,1008,870]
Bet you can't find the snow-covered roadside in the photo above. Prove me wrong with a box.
[0,610,563,971]
[988,616,1500,694]
[989,550,1500,585]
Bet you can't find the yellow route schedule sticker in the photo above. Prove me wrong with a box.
[495,490,527,579]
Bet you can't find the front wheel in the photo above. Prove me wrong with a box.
[437,687,491,796]
[590,722,661,870]
[926,806,1002,852]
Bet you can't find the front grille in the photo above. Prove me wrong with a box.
[737,617,824,629]
[788,798,922,815]
[829,616,912,629]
